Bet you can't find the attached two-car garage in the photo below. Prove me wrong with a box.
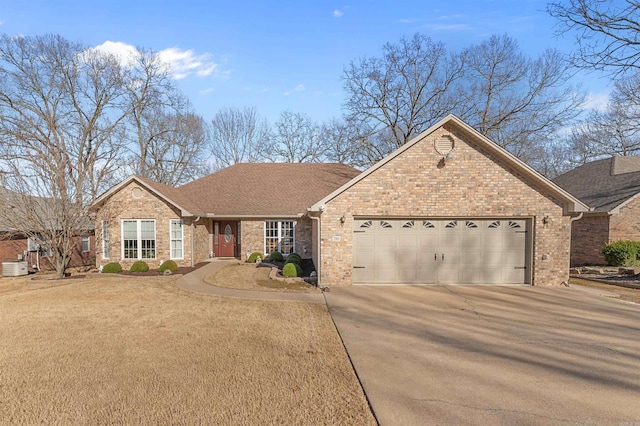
[309,115,589,287]
[352,218,531,285]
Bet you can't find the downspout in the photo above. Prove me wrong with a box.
[565,212,584,287]
[309,214,321,288]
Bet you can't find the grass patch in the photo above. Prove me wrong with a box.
[570,277,640,304]
[205,263,320,293]
[0,274,373,424]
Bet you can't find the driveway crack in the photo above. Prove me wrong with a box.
[441,286,491,323]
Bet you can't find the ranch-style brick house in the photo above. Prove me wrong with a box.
[92,115,588,286]
[554,156,640,266]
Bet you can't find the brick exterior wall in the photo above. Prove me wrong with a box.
[610,196,640,242]
[95,182,192,270]
[319,122,571,287]
[569,214,609,266]
[0,234,95,274]
[240,220,263,261]
[193,219,212,264]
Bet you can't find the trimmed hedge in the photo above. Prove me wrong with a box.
[284,255,302,267]
[102,262,122,273]
[130,261,149,273]
[269,251,284,262]
[602,240,640,266]
[282,263,299,277]
[247,252,263,263]
[158,260,179,273]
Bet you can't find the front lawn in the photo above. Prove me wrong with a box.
[0,275,374,424]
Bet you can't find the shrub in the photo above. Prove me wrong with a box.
[286,253,302,263]
[284,255,302,267]
[158,260,179,273]
[602,241,640,266]
[130,261,149,273]
[282,262,299,277]
[102,262,122,273]
[269,251,284,262]
[247,252,263,263]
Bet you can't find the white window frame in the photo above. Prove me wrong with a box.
[264,220,296,255]
[102,220,110,259]
[81,235,90,252]
[170,219,184,260]
[121,219,156,260]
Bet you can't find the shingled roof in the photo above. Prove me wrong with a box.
[178,163,361,216]
[553,156,640,213]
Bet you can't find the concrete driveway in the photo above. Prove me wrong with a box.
[325,285,640,425]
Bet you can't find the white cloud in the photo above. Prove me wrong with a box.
[584,91,610,111]
[284,84,305,96]
[200,87,215,95]
[0,21,3,26]
[91,41,140,67]
[90,41,222,80]
[333,9,344,18]
[157,47,219,80]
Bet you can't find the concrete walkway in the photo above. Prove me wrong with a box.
[175,259,325,304]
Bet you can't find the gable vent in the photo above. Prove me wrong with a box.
[434,135,454,156]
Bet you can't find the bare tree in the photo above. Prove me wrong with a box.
[263,111,323,162]
[0,34,127,278]
[141,111,211,185]
[210,106,269,167]
[343,33,465,154]
[548,0,640,73]
[317,117,366,166]
[568,73,640,162]
[124,49,209,185]
[456,35,585,165]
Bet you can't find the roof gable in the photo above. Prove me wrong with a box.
[310,114,588,214]
[91,176,197,216]
[554,156,640,213]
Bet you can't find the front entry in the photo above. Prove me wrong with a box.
[214,221,238,258]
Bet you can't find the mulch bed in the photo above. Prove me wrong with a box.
[257,259,316,278]
[117,262,209,276]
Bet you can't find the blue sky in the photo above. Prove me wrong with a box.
[0,0,612,123]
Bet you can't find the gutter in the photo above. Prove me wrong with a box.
[565,212,584,286]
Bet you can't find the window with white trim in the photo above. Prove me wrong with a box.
[264,220,295,254]
[170,219,184,259]
[102,221,110,259]
[81,235,90,252]
[122,219,156,259]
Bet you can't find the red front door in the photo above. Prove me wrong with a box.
[215,221,237,257]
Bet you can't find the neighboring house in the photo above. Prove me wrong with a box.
[0,188,96,274]
[553,156,640,266]
[92,115,587,286]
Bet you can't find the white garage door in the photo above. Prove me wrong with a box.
[352,218,529,285]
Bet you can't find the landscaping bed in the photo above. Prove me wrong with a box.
[205,262,320,293]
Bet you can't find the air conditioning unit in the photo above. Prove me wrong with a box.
[2,261,28,277]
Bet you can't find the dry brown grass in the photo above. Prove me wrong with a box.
[205,263,321,293]
[0,274,375,425]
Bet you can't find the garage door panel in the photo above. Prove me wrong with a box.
[352,267,375,284]
[396,251,419,265]
[352,218,529,285]
[353,233,375,249]
[397,234,419,248]
[503,268,527,284]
